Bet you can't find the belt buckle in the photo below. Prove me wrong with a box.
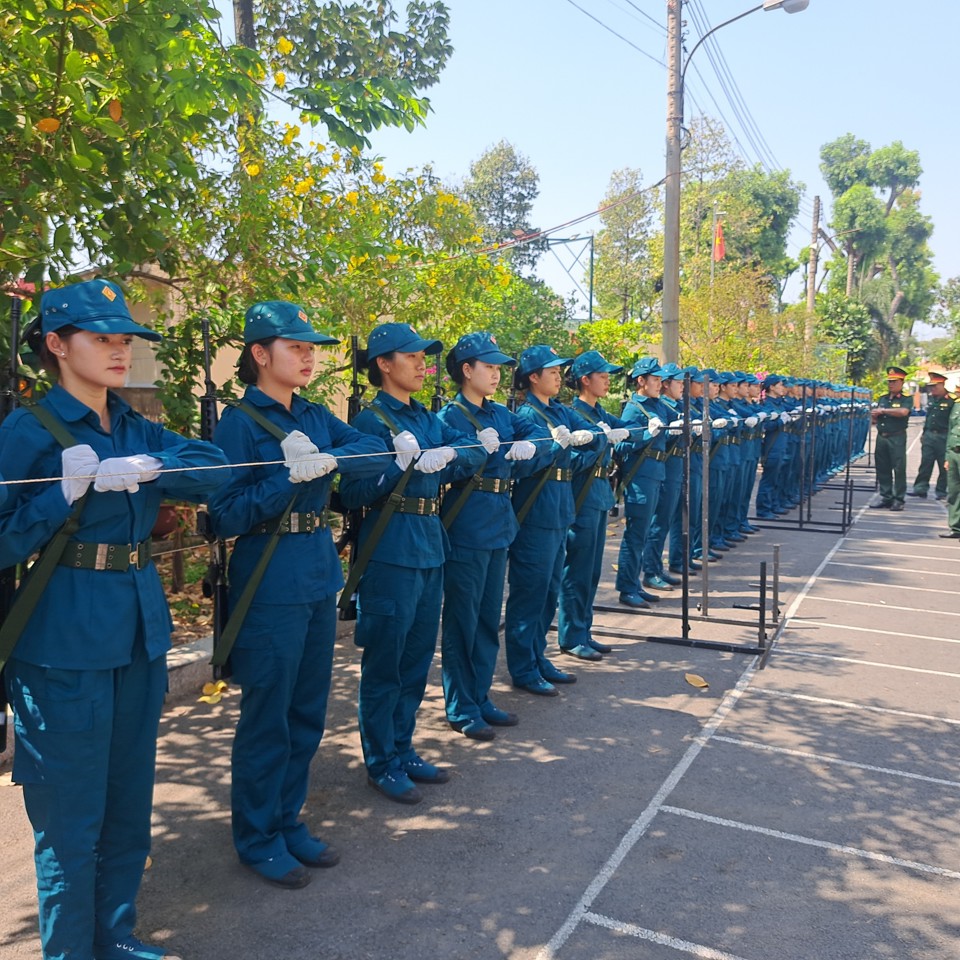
[95,543,111,571]
[414,498,428,515]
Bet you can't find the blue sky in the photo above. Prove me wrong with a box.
[365,0,960,336]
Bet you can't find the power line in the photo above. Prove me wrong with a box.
[562,0,665,67]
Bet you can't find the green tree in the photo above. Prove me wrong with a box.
[460,140,545,271]
[816,292,876,381]
[591,168,659,326]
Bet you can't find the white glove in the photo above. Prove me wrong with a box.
[476,427,500,455]
[692,421,703,436]
[598,421,612,435]
[414,446,457,473]
[607,427,630,444]
[726,411,740,424]
[667,419,684,435]
[281,430,318,462]
[94,455,162,494]
[569,429,595,446]
[392,430,421,471]
[711,418,728,429]
[504,439,536,461]
[61,444,100,505]
[756,411,768,421]
[550,425,571,449]
[646,417,664,437]
[288,452,337,484]
[745,416,758,428]
[780,412,791,424]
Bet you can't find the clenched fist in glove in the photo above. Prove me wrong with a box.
[61,444,100,505]
[392,430,421,470]
[550,425,572,449]
[476,427,501,455]
[504,440,536,461]
[569,429,595,446]
[780,412,792,424]
[414,446,457,473]
[646,417,665,437]
[289,453,338,484]
[607,427,630,444]
[745,416,758,428]
[711,418,728,430]
[94,454,163,494]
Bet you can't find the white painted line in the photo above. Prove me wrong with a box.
[535,505,861,960]
[778,649,960,679]
[835,549,960,563]
[807,596,960,616]
[751,688,960,726]
[841,538,960,550]
[710,735,960,789]
[532,666,760,960]
[582,913,753,960]
[661,805,960,880]
[811,622,960,646]
[826,562,960,578]
[816,577,960,595]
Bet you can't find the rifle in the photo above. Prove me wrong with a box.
[431,354,444,413]
[0,296,23,752]
[197,318,231,680]
[335,335,364,621]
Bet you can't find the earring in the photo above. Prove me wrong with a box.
[59,352,66,357]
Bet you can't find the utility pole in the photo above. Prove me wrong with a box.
[805,194,819,341]
[662,0,683,364]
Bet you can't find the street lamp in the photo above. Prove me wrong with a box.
[661,0,809,363]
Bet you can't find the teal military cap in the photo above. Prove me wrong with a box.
[41,279,162,342]
[245,301,339,345]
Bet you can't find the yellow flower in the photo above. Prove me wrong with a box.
[345,191,359,205]
[371,172,386,184]
[277,36,294,55]
[282,124,300,146]
[426,276,438,288]
[274,71,286,88]
[386,254,400,264]
[293,177,314,196]
[245,163,261,177]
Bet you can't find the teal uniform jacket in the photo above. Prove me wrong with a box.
[437,392,553,549]
[208,386,387,603]
[0,385,229,668]
[510,394,605,529]
[338,391,487,560]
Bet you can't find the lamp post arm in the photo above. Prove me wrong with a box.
[679,3,764,93]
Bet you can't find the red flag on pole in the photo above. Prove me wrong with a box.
[713,220,726,262]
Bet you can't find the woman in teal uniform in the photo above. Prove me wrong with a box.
[0,279,228,960]
[338,323,486,804]
[504,345,604,695]
[557,351,634,659]
[438,333,551,741]
[208,302,385,889]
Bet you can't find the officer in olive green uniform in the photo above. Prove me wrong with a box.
[870,366,911,511]
[942,385,960,539]
[908,371,954,501]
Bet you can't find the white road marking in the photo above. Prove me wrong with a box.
[661,805,960,880]
[750,688,960,726]
[582,913,754,960]
[710,735,960,789]
[777,649,960,679]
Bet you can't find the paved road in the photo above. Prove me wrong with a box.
[3,419,958,960]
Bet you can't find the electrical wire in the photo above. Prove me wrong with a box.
[562,0,665,67]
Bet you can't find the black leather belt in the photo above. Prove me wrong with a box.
[593,463,610,477]
[649,449,668,462]
[371,495,439,516]
[253,511,326,535]
[453,476,512,494]
[550,468,574,482]
[59,539,152,571]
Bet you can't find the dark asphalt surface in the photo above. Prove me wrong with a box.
[3,419,959,960]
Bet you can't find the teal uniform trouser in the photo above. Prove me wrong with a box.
[875,432,907,503]
[441,544,508,725]
[558,506,607,651]
[230,596,336,867]
[670,453,703,567]
[505,524,566,685]
[615,476,662,593]
[355,561,442,779]
[6,640,166,960]
[912,431,948,496]
[947,446,960,534]
[643,471,682,578]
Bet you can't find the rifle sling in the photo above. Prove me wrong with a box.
[440,399,487,530]
[336,399,417,610]
[209,399,299,668]
[0,403,90,672]
[571,403,605,515]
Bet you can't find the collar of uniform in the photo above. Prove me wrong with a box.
[245,384,309,416]
[376,389,426,415]
[45,383,132,425]
[455,392,486,415]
